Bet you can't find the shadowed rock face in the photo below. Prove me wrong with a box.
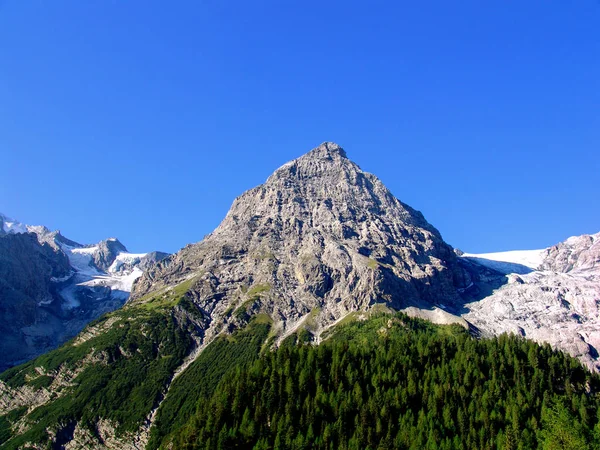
[133,142,471,341]
[92,239,128,272]
[0,233,72,371]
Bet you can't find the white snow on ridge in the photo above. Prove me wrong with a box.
[77,267,144,298]
[2,213,151,312]
[58,246,147,309]
[461,249,546,275]
[1,215,28,234]
[108,252,147,273]
[71,246,99,254]
[60,245,101,275]
[0,214,51,236]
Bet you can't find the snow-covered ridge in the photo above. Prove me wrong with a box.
[460,232,600,371]
[2,213,157,308]
[565,233,598,246]
[1,214,30,234]
[461,249,546,275]
[58,243,148,308]
[108,252,147,274]
[0,212,169,370]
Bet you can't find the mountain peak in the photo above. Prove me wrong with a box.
[306,141,347,159]
[134,141,462,329]
[266,142,354,185]
[92,238,129,271]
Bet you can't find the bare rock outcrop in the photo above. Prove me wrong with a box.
[462,232,600,371]
[132,142,470,341]
[540,232,600,273]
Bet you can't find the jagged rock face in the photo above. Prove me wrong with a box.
[0,233,71,301]
[465,270,600,371]
[0,233,72,371]
[136,251,170,272]
[133,142,469,338]
[92,239,128,272]
[461,232,600,372]
[540,232,600,273]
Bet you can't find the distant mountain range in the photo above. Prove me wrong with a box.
[0,213,168,371]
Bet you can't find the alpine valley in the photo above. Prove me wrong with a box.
[1,143,600,449]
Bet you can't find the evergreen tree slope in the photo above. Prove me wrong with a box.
[168,314,600,450]
[148,315,273,449]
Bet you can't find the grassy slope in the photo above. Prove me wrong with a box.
[0,282,200,450]
[5,301,600,449]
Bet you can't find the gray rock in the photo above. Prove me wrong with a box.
[92,239,128,272]
[132,142,470,345]
[135,251,170,272]
[462,232,600,372]
[0,232,72,371]
[540,232,600,273]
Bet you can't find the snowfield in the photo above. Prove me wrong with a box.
[1,214,28,234]
[57,244,148,309]
[461,233,600,371]
[65,245,102,275]
[1,213,151,309]
[461,249,546,274]
[108,252,147,273]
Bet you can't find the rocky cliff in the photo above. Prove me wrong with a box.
[461,232,600,371]
[132,142,471,344]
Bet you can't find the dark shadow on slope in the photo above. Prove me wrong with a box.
[461,256,534,275]
[383,257,511,319]
[53,421,77,450]
[0,284,130,373]
[445,258,511,316]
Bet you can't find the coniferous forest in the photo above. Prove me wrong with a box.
[165,314,600,450]
[3,312,600,450]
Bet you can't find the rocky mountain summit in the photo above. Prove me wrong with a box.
[0,214,168,371]
[132,143,600,370]
[132,142,471,344]
[2,147,598,375]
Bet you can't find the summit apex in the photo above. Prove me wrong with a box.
[308,141,347,159]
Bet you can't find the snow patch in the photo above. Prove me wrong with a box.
[61,245,101,275]
[71,246,99,255]
[77,267,143,297]
[1,215,28,234]
[461,249,546,275]
[108,252,147,273]
[51,273,75,283]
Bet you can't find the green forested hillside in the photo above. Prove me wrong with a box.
[148,314,273,449]
[0,294,202,449]
[167,314,600,450]
[2,309,600,450]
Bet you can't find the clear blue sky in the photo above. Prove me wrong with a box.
[1,1,598,254]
